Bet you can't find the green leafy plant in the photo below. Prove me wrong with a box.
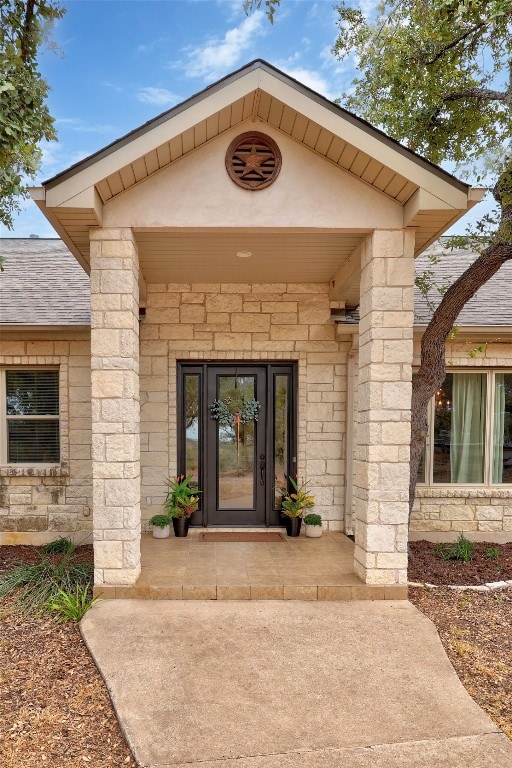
[164,475,200,518]
[47,583,100,622]
[485,546,500,560]
[0,549,93,614]
[149,514,171,529]
[435,533,474,563]
[303,513,322,526]
[280,477,315,519]
[42,536,74,554]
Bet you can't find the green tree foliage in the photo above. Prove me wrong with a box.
[333,0,512,510]
[0,0,64,229]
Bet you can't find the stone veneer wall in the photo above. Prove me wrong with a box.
[0,335,93,543]
[139,282,350,529]
[410,339,512,535]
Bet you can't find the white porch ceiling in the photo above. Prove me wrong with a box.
[135,229,365,286]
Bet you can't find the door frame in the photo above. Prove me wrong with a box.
[177,361,297,527]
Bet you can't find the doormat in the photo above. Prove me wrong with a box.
[199,531,285,542]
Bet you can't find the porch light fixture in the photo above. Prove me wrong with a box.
[236,250,252,258]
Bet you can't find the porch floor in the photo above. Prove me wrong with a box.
[98,531,408,600]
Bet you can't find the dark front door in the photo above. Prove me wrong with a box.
[177,363,296,527]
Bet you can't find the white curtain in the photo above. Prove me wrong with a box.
[493,374,505,483]
[451,374,486,483]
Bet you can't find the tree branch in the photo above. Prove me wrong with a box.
[444,87,507,103]
[20,0,36,62]
[425,22,486,66]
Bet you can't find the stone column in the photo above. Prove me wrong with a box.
[353,229,415,586]
[90,228,141,586]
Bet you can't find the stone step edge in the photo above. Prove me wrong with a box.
[408,579,512,592]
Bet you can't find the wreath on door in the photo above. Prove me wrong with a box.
[209,396,260,427]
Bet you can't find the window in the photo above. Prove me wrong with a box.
[1,370,60,464]
[418,371,512,485]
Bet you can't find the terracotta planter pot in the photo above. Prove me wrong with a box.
[172,516,190,537]
[284,516,302,537]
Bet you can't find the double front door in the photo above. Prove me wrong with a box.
[177,363,296,526]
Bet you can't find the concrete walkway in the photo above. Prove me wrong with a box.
[81,601,512,768]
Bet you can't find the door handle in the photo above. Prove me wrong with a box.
[259,454,266,486]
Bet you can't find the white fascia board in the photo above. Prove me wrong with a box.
[258,71,470,209]
[30,197,91,273]
[45,187,103,223]
[43,71,261,208]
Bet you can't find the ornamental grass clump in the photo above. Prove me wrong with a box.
[280,476,315,518]
[435,532,474,563]
[0,545,94,615]
[47,583,100,622]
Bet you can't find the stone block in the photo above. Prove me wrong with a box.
[439,505,475,521]
[214,333,252,350]
[180,305,206,323]
[48,513,78,532]
[206,294,242,313]
[231,314,270,333]
[475,506,503,520]
[94,540,124,569]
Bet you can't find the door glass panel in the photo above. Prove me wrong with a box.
[184,374,200,482]
[217,375,256,509]
[274,374,289,506]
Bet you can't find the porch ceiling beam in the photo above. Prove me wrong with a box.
[329,243,363,302]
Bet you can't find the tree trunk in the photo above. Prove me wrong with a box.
[409,164,512,516]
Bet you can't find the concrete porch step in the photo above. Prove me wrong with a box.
[93,531,408,601]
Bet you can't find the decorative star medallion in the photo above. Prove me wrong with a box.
[226,132,282,190]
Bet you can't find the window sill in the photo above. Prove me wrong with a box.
[0,464,69,478]
[416,486,512,499]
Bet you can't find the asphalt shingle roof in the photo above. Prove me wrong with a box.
[0,238,511,328]
[414,243,512,326]
[0,239,90,326]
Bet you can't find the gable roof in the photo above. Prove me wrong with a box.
[1,238,510,332]
[0,239,90,327]
[30,60,484,273]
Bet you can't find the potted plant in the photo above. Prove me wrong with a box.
[164,475,201,537]
[280,476,315,537]
[149,514,171,539]
[304,513,323,538]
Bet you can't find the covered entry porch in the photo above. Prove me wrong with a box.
[30,61,481,591]
[94,530,408,600]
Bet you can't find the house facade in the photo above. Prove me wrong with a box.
[4,60,509,592]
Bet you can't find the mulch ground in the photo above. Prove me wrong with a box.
[0,542,510,766]
[409,540,512,585]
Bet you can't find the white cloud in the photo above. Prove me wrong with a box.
[137,87,180,106]
[174,11,265,82]
[276,65,335,100]
[55,118,117,135]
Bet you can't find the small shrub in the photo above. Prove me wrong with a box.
[436,533,474,563]
[485,546,500,560]
[42,537,75,555]
[149,514,171,528]
[47,583,99,622]
[303,513,322,526]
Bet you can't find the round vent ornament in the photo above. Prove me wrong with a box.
[225,132,282,190]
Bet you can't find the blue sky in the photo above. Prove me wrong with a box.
[3,0,486,238]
